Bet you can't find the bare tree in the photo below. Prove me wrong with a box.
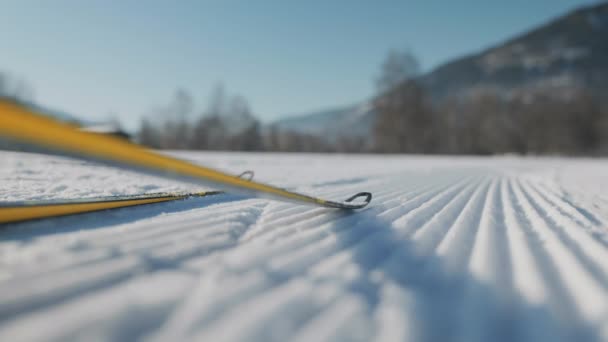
[172,88,194,149]
[373,80,435,153]
[206,83,226,117]
[138,117,162,148]
[376,49,421,93]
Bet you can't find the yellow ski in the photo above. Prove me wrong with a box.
[0,99,372,223]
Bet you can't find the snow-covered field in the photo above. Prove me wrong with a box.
[1,151,608,341]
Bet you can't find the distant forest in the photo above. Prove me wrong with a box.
[135,50,608,156]
[137,86,362,153]
[373,79,607,155]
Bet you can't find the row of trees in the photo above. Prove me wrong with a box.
[372,49,608,155]
[137,86,358,153]
[373,81,608,155]
[137,49,608,156]
[137,83,608,155]
[139,87,259,150]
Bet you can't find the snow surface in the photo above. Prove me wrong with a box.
[1,151,608,341]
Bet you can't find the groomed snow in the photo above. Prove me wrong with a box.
[1,151,608,341]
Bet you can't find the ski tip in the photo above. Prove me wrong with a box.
[344,192,373,208]
[237,170,255,181]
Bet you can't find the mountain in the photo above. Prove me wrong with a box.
[273,2,608,138]
[273,103,375,139]
[420,2,608,101]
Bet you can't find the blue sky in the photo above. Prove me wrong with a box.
[0,0,598,130]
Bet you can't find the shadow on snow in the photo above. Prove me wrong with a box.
[0,194,248,242]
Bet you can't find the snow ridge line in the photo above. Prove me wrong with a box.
[0,203,269,321]
[288,178,486,340]
[1,200,263,276]
[154,174,481,340]
[528,182,608,248]
[241,180,403,243]
[254,175,478,272]
[526,180,600,230]
[509,178,607,339]
[500,178,566,341]
[253,173,470,244]
[229,174,466,263]
[535,180,604,227]
[520,179,608,288]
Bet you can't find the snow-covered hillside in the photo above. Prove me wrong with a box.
[1,151,608,341]
[273,102,375,139]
